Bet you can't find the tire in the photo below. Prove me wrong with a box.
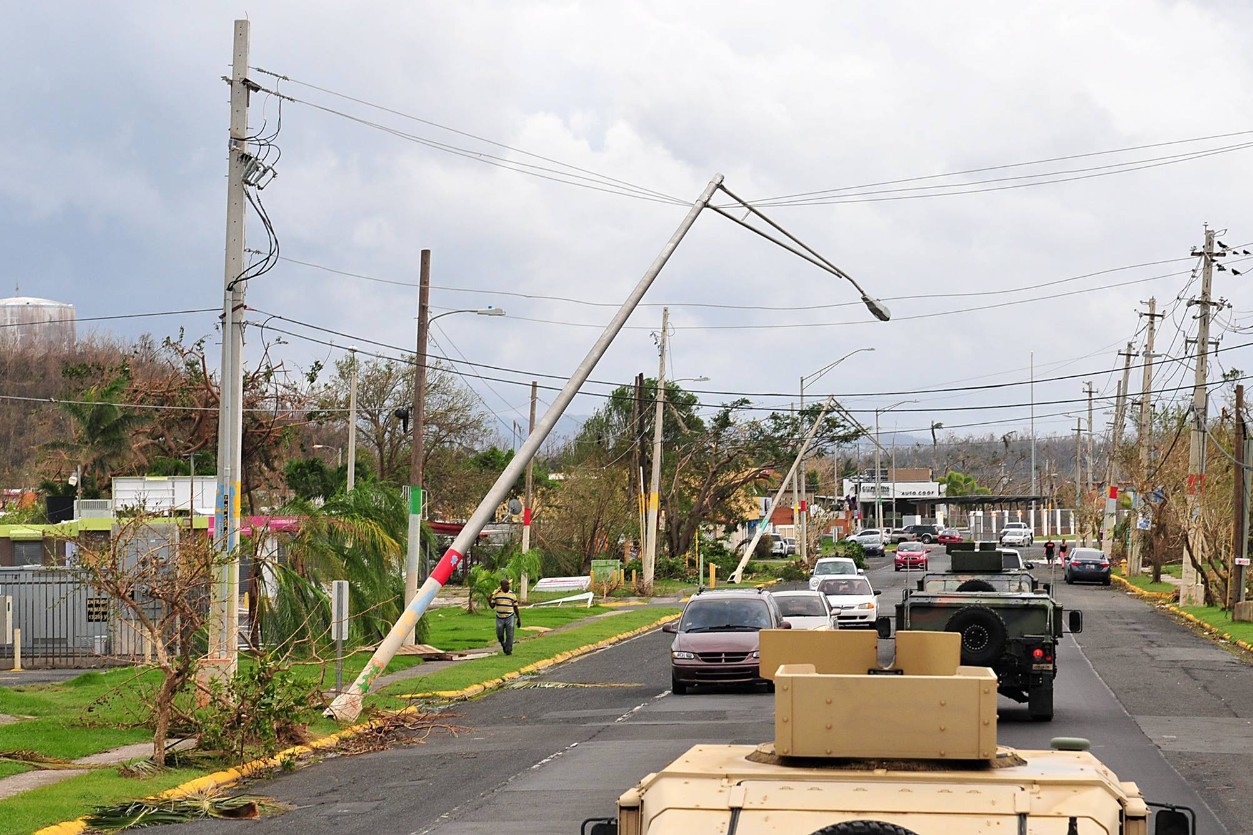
[921,535,933,544]
[894,565,901,572]
[810,821,922,835]
[945,605,1008,667]
[671,674,688,695]
[763,680,776,693]
[1028,684,1054,721]
[955,579,996,592]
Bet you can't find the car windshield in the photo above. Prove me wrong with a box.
[899,544,923,553]
[814,561,856,576]
[819,577,873,596]
[681,599,771,631]
[775,595,827,617]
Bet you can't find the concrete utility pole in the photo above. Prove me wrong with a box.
[1100,344,1135,547]
[642,307,669,592]
[1130,297,1160,576]
[209,19,251,678]
[520,381,537,602]
[1183,228,1221,606]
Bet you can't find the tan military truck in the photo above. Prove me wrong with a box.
[583,630,1194,835]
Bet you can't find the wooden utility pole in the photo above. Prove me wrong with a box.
[1230,384,1247,610]
[1130,298,1160,576]
[642,308,669,592]
[1101,344,1135,547]
[401,249,432,645]
[1183,229,1220,606]
[1084,381,1096,498]
[631,372,644,552]
[1075,418,1083,536]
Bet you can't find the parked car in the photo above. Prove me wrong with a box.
[662,588,791,694]
[817,575,882,628]
[845,528,885,557]
[770,536,788,557]
[892,524,942,544]
[937,528,969,544]
[1065,548,1112,585]
[783,537,797,556]
[893,540,929,571]
[769,589,836,630]
[999,522,1034,547]
[808,556,863,590]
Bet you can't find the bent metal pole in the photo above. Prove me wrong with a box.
[728,396,836,584]
[327,175,724,721]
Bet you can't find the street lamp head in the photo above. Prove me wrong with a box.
[477,307,506,317]
[861,295,892,322]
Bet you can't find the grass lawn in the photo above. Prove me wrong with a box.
[1115,568,1176,596]
[0,604,676,834]
[1176,605,1253,648]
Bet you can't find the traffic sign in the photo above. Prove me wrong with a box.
[1235,558,1251,566]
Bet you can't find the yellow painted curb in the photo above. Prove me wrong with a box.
[1110,574,1174,600]
[35,610,680,834]
[396,612,680,700]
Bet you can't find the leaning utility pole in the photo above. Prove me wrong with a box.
[1100,344,1135,547]
[208,19,251,679]
[1129,298,1160,576]
[642,307,669,592]
[1182,228,1221,606]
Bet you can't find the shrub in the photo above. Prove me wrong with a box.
[777,560,808,582]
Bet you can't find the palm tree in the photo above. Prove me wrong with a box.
[44,371,148,497]
[255,483,427,652]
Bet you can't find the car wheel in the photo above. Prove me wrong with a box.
[671,674,688,695]
[921,535,933,544]
[1102,578,1112,586]
[894,565,901,572]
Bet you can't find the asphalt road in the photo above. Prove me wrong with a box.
[163,546,1249,835]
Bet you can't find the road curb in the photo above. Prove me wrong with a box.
[33,611,679,835]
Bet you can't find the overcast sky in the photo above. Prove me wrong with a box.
[5,1,1253,464]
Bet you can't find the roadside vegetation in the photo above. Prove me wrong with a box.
[0,604,673,834]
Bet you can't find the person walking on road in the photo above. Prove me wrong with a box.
[489,578,521,655]
[1043,539,1056,564]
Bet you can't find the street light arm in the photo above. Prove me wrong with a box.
[708,185,892,322]
[428,307,506,324]
[802,348,876,392]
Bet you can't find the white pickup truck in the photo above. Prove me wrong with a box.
[999,521,1033,546]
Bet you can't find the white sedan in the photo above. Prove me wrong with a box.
[770,590,835,630]
[816,576,882,628]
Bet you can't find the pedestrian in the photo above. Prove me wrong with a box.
[1043,539,1056,563]
[489,578,521,655]
[1058,540,1069,565]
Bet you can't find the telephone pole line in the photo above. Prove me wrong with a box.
[1130,297,1161,576]
[209,19,251,678]
[1183,228,1223,606]
[642,307,669,592]
[402,249,432,645]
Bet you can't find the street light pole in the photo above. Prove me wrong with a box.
[799,347,875,564]
[874,400,917,531]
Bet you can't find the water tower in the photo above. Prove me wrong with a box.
[0,294,77,351]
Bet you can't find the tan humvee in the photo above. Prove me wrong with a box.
[583,630,1193,835]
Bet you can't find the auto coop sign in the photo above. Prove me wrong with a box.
[842,479,944,500]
